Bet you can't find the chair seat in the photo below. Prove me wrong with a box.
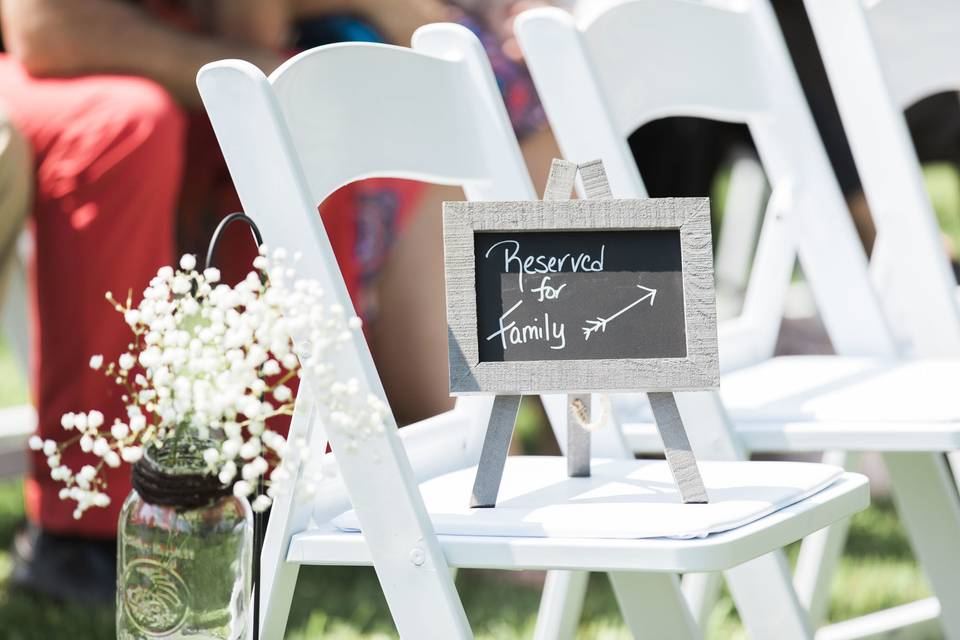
[291,458,867,573]
[335,456,846,539]
[615,356,960,452]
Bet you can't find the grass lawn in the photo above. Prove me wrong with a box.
[1,164,956,638]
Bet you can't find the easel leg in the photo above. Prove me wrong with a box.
[648,392,708,503]
[470,395,521,508]
[567,394,591,477]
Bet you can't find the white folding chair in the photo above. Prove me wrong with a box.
[517,2,960,638]
[199,23,869,639]
[802,1,960,636]
[0,115,35,478]
[0,245,34,479]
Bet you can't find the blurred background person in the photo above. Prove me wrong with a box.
[0,0,558,604]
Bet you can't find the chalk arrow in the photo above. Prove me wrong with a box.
[582,285,657,340]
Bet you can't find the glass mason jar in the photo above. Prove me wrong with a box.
[117,440,252,640]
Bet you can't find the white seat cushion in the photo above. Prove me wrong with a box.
[614,356,960,425]
[333,456,843,540]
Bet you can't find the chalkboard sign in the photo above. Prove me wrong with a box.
[444,197,719,395]
[474,229,686,362]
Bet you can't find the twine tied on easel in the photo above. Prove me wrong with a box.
[569,395,612,432]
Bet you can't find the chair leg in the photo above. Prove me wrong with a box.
[681,572,723,627]
[258,561,301,640]
[608,572,701,640]
[793,450,858,627]
[533,570,589,640]
[793,516,851,628]
[883,452,960,639]
[725,552,814,640]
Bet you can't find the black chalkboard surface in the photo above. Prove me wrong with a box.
[474,230,687,362]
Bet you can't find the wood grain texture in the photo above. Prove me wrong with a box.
[578,159,613,199]
[470,394,521,507]
[443,197,718,394]
[567,394,592,477]
[648,392,708,503]
[544,158,578,200]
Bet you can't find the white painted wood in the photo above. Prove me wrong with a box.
[513,2,891,635]
[715,149,769,316]
[608,572,701,640]
[681,572,723,629]
[883,452,960,637]
[289,471,869,572]
[0,232,34,481]
[198,23,537,639]
[0,404,33,479]
[815,597,941,640]
[799,6,960,632]
[1,235,30,373]
[794,451,859,628]
[726,552,814,640]
[804,0,960,358]
[258,383,322,638]
[517,4,895,359]
[532,569,588,640]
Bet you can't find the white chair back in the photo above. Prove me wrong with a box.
[198,23,535,638]
[804,0,960,356]
[516,3,891,637]
[517,1,899,368]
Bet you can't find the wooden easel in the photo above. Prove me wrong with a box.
[470,160,708,508]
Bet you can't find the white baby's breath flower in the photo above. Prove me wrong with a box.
[104,451,121,468]
[92,437,110,457]
[221,438,241,460]
[111,422,129,440]
[88,355,104,370]
[219,460,237,484]
[233,480,253,497]
[118,353,135,371]
[42,440,57,456]
[121,446,144,463]
[55,247,378,518]
[262,359,281,376]
[87,410,105,429]
[239,439,261,460]
[28,435,43,451]
[252,495,272,512]
[60,413,76,430]
[129,414,146,433]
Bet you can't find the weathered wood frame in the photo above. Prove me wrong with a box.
[444,197,719,395]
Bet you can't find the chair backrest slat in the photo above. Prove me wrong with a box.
[805,0,960,356]
[517,2,898,361]
[866,0,960,110]
[199,24,535,638]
